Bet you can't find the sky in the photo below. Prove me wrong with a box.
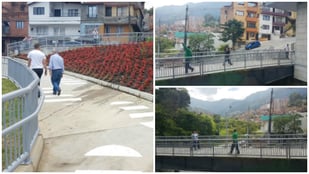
[186,87,270,101]
[147,0,209,9]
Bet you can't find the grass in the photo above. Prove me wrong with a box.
[2,78,22,170]
[2,78,18,94]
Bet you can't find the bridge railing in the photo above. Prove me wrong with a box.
[2,57,45,172]
[7,32,153,56]
[155,49,295,80]
[156,137,306,159]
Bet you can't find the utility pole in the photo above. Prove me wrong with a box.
[157,18,160,56]
[268,88,274,135]
[184,5,188,47]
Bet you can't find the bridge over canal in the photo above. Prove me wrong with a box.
[155,50,302,85]
[156,135,307,172]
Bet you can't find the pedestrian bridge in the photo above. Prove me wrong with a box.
[155,50,295,84]
[156,135,307,172]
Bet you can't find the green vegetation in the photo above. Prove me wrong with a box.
[156,88,260,136]
[188,33,215,52]
[220,19,245,49]
[273,113,303,134]
[2,78,18,94]
[155,37,175,53]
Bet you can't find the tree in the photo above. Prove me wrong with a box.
[188,33,215,52]
[220,19,244,49]
[155,37,174,53]
[273,114,303,134]
[204,13,217,27]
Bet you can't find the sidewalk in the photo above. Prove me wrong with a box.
[37,73,153,172]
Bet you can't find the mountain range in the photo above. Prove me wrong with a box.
[155,2,231,24]
[190,88,307,116]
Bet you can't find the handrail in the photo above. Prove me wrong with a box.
[2,57,45,172]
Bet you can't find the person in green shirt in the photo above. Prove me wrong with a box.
[182,43,194,73]
[229,129,240,154]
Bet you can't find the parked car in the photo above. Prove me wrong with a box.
[245,41,261,50]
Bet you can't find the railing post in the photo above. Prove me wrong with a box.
[260,141,262,158]
[172,60,175,79]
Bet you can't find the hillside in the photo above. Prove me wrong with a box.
[190,88,307,116]
[155,2,230,24]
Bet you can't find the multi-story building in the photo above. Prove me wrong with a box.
[28,2,144,39]
[80,2,144,35]
[2,2,28,55]
[28,2,81,37]
[220,2,260,43]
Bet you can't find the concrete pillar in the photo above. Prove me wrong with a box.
[294,2,307,82]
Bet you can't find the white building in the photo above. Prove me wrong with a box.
[28,2,81,37]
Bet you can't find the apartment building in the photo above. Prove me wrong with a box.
[80,2,144,35]
[2,2,28,55]
[28,2,81,37]
[220,2,260,42]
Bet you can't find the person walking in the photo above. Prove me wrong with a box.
[48,49,64,96]
[229,129,240,154]
[285,44,290,59]
[223,46,232,66]
[27,43,47,85]
[182,43,194,73]
[191,131,200,150]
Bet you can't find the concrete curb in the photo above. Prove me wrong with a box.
[64,71,153,102]
[14,135,44,172]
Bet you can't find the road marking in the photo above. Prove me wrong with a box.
[119,105,149,111]
[140,121,154,129]
[85,145,142,157]
[45,98,82,103]
[45,94,74,98]
[75,170,142,173]
[110,101,134,105]
[129,112,153,118]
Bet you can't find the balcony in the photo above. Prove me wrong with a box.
[103,16,139,25]
[246,17,258,22]
[273,21,285,26]
[247,7,258,12]
[261,8,289,17]
[246,27,258,33]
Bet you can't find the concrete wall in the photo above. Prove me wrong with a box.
[294,2,307,82]
[156,156,307,172]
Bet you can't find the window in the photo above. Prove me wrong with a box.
[88,6,97,18]
[85,25,99,35]
[117,7,128,16]
[247,22,256,28]
[20,4,25,11]
[106,7,112,16]
[263,15,270,21]
[249,32,255,37]
[238,2,244,5]
[262,25,270,30]
[16,21,24,29]
[248,2,257,7]
[236,10,244,16]
[33,7,45,15]
[116,26,123,33]
[105,25,110,33]
[36,26,48,35]
[248,12,256,18]
[68,9,78,16]
[53,27,65,35]
[54,9,61,17]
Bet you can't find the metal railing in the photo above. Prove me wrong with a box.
[156,136,307,159]
[2,57,45,172]
[7,32,153,56]
[155,49,295,80]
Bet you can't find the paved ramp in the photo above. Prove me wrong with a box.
[38,74,153,172]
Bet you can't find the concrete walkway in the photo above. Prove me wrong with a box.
[37,73,153,172]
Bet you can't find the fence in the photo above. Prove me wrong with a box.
[156,136,307,159]
[155,50,295,80]
[2,57,45,172]
[7,32,153,56]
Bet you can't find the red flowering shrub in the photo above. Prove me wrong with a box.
[18,42,153,93]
